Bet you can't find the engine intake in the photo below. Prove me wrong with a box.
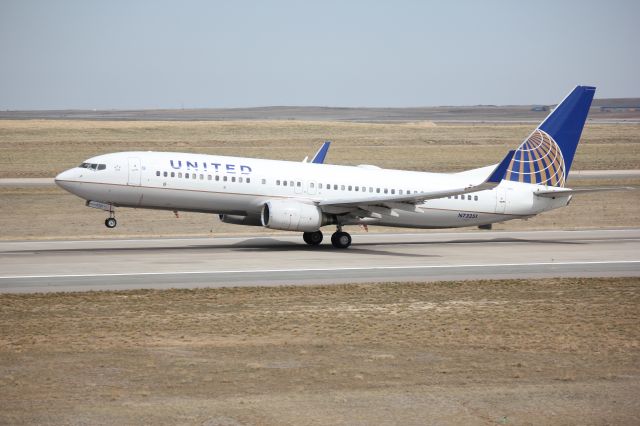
[261,200,332,232]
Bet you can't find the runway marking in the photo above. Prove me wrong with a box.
[1,260,638,280]
[2,228,639,246]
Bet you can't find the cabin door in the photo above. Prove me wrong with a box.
[127,157,141,186]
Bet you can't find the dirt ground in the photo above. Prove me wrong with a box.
[1,120,639,425]
[1,278,639,425]
[0,120,639,178]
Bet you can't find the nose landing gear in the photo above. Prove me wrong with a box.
[105,217,117,228]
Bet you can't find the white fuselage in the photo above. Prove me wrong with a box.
[55,151,571,230]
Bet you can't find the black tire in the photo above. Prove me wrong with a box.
[331,231,351,249]
[105,218,117,228]
[303,230,323,245]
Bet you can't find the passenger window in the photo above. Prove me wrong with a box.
[291,181,295,187]
[246,178,250,183]
[334,185,338,190]
[341,185,345,190]
[276,180,280,185]
[215,175,220,181]
[207,175,212,180]
[297,182,301,187]
[399,190,403,195]
[156,171,160,176]
[185,173,189,179]
[200,174,204,180]
[467,195,472,200]
[355,186,359,191]
[223,176,227,182]
[391,189,395,194]
[178,172,183,178]
[283,181,288,186]
[171,172,176,178]
[239,177,243,183]
[384,189,388,194]
[232,177,236,182]
[262,179,266,184]
[474,195,478,201]
[310,183,315,188]
[369,187,373,193]
[348,185,352,191]
[192,173,196,179]
[164,171,168,177]
[376,188,380,193]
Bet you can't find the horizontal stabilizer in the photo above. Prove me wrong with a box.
[534,186,635,198]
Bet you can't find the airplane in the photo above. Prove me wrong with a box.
[55,85,623,249]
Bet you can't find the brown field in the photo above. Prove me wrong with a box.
[1,278,639,425]
[0,120,639,178]
[0,119,639,240]
[1,121,640,424]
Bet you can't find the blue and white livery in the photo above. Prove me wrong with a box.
[56,86,617,248]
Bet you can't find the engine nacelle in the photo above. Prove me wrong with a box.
[218,214,262,227]
[261,200,332,232]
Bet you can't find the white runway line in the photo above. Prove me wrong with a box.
[2,260,639,280]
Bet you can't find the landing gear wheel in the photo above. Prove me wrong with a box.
[303,230,323,246]
[331,231,352,249]
[105,217,117,228]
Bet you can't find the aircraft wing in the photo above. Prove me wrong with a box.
[318,150,514,213]
[534,186,635,198]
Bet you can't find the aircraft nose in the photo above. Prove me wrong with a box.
[54,169,77,192]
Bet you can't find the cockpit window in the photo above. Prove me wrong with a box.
[79,162,107,170]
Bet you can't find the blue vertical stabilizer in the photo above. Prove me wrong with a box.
[504,86,595,187]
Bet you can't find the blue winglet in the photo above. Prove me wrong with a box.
[487,150,515,183]
[311,141,331,164]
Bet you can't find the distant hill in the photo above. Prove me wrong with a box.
[592,98,640,108]
[1,98,638,122]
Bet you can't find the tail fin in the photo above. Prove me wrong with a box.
[504,85,596,187]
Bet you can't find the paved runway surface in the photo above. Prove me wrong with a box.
[1,229,639,293]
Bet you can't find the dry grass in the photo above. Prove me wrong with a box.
[0,120,639,178]
[0,119,638,240]
[1,278,639,424]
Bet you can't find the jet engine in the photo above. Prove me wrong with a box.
[261,200,333,232]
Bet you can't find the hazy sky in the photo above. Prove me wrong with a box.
[1,0,638,109]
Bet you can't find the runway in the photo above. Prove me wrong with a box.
[1,229,639,293]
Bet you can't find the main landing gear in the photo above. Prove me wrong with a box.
[302,226,352,249]
[303,230,323,245]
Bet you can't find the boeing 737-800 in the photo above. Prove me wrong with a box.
[55,86,612,248]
